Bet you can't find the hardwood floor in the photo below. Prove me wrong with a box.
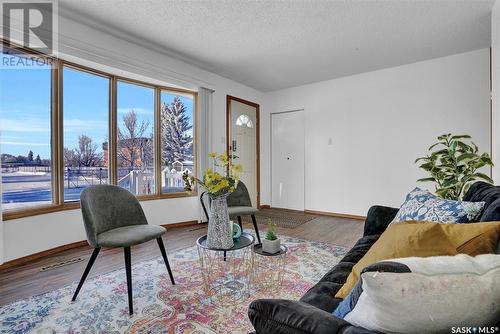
[0,213,364,306]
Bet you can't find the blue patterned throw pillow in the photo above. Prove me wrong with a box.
[392,188,485,224]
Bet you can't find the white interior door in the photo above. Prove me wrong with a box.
[271,110,305,211]
[229,100,258,207]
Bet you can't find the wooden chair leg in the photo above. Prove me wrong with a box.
[251,214,262,244]
[237,216,243,230]
[124,247,133,315]
[72,247,100,301]
[156,237,175,285]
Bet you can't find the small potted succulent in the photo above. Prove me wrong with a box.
[262,219,281,254]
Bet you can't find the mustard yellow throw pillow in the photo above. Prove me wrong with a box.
[335,221,500,299]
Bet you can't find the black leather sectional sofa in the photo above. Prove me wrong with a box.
[248,182,500,334]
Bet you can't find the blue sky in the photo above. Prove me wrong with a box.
[1,56,52,159]
[1,53,194,160]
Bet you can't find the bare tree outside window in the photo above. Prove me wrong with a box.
[62,66,110,202]
[64,135,103,167]
[118,110,152,168]
[116,81,155,196]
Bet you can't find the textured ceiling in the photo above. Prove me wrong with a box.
[59,0,495,92]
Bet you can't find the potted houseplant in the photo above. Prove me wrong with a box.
[183,152,242,249]
[415,134,493,200]
[262,219,281,254]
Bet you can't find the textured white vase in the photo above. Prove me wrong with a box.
[207,194,234,249]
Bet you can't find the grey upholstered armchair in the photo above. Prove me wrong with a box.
[72,185,175,315]
[227,181,261,243]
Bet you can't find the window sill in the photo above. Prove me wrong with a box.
[1,191,198,221]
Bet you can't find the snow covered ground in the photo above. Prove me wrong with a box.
[1,172,105,210]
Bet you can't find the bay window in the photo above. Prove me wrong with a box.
[0,42,197,220]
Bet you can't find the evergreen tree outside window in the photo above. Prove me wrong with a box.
[160,91,195,193]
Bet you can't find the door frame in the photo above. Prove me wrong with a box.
[226,95,261,208]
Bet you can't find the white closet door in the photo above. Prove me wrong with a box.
[271,110,305,211]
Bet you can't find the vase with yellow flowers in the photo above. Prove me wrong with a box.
[183,152,243,249]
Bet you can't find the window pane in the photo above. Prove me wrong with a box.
[116,81,155,195]
[63,66,109,202]
[1,51,52,210]
[160,91,195,193]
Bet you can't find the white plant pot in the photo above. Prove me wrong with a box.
[262,238,281,254]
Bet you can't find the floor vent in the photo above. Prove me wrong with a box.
[40,258,84,272]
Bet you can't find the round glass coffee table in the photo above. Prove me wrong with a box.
[251,244,288,294]
[196,232,255,305]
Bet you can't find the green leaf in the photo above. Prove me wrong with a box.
[450,140,458,152]
[450,135,471,140]
[437,134,451,141]
[417,177,436,182]
[428,142,443,151]
[456,153,476,162]
[415,157,429,163]
[472,172,493,184]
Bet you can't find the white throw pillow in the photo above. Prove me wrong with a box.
[333,254,500,334]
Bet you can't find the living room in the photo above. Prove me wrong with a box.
[1,1,499,333]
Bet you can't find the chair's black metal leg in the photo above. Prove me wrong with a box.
[223,250,227,261]
[251,214,261,244]
[237,216,243,230]
[156,237,175,285]
[124,247,133,315]
[72,247,100,301]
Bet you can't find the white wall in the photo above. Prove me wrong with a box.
[492,1,500,184]
[264,49,491,216]
[1,15,266,263]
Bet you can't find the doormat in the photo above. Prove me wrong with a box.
[253,208,316,229]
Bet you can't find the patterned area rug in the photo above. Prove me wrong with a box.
[0,234,347,334]
[253,209,316,228]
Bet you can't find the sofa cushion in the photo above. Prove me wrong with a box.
[299,235,380,312]
[336,221,500,298]
[392,187,485,224]
[463,181,500,221]
[335,222,459,298]
[248,299,367,334]
[338,235,379,264]
[479,198,500,221]
[333,254,500,333]
[463,181,500,206]
[300,281,344,312]
[455,225,500,256]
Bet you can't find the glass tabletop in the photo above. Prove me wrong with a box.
[196,232,255,251]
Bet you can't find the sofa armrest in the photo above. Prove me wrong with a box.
[248,299,351,334]
[363,205,399,237]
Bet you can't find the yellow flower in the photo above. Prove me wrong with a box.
[208,153,217,158]
[231,163,243,175]
[218,153,229,166]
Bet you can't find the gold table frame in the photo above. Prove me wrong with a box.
[251,244,288,294]
[196,233,255,306]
